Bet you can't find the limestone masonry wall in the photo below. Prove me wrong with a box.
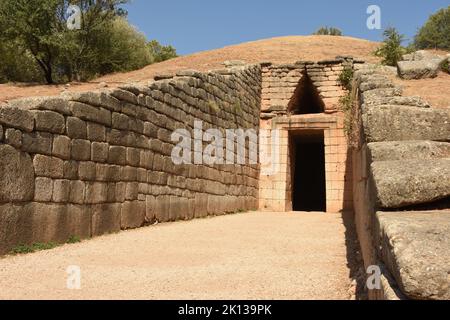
[351,65,450,300]
[0,64,262,255]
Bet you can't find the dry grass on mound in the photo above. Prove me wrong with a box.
[0,36,380,103]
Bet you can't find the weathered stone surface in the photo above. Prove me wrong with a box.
[69,181,85,204]
[33,110,65,134]
[367,141,450,162]
[377,211,450,300]
[0,106,34,132]
[91,142,109,162]
[33,155,63,178]
[87,122,106,142]
[34,177,53,202]
[362,105,450,142]
[121,201,145,229]
[91,204,121,236]
[402,50,447,64]
[66,117,87,139]
[397,60,441,80]
[71,139,91,161]
[8,97,71,115]
[85,182,108,204]
[371,159,450,208]
[363,96,430,108]
[0,145,34,202]
[52,135,71,160]
[22,131,52,155]
[70,102,111,127]
[52,179,71,203]
[5,128,22,148]
[0,203,34,254]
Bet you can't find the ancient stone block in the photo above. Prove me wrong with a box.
[78,161,96,181]
[0,203,34,255]
[122,166,137,181]
[108,145,127,165]
[52,135,71,160]
[71,139,91,161]
[70,101,111,127]
[363,105,450,142]
[125,182,139,200]
[33,154,63,179]
[126,147,140,167]
[153,195,170,222]
[22,131,52,155]
[115,182,126,203]
[367,141,450,162]
[371,159,450,208]
[397,60,441,80]
[33,110,65,134]
[66,117,87,139]
[112,112,129,130]
[69,180,85,204]
[63,161,79,179]
[0,145,34,202]
[52,179,71,203]
[91,203,121,236]
[91,142,109,163]
[377,211,450,300]
[34,177,53,202]
[121,201,145,229]
[85,182,108,204]
[0,106,34,132]
[5,128,22,149]
[87,122,106,142]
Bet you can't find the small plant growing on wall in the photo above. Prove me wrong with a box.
[338,67,359,146]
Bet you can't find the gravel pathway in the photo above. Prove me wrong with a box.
[0,212,356,300]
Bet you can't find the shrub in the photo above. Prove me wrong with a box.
[374,27,407,66]
[313,27,343,36]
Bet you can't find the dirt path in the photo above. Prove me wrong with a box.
[0,212,359,300]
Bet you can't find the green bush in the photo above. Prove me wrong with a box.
[414,6,450,50]
[0,0,176,84]
[338,67,354,91]
[374,27,407,66]
[313,27,343,36]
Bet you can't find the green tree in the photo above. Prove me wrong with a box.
[313,27,343,36]
[147,40,178,63]
[414,6,450,50]
[374,27,407,66]
[0,0,129,83]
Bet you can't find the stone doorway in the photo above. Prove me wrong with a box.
[290,130,326,212]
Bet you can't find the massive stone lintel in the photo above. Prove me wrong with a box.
[367,141,450,162]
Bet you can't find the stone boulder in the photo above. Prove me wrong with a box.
[398,50,447,80]
[397,60,441,80]
[370,159,450,209]
[377,211,450,300]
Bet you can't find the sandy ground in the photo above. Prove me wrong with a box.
[0,212,362,300]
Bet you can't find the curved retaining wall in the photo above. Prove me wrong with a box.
[0,65,262,255]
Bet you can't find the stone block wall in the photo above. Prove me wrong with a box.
[351,65,450,300]
[0,64,262,255]
[261,57,358,117]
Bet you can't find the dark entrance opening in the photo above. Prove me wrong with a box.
[290,130,326,212]
[288,73,325,114]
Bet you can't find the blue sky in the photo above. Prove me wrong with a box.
[124,0,449,55]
